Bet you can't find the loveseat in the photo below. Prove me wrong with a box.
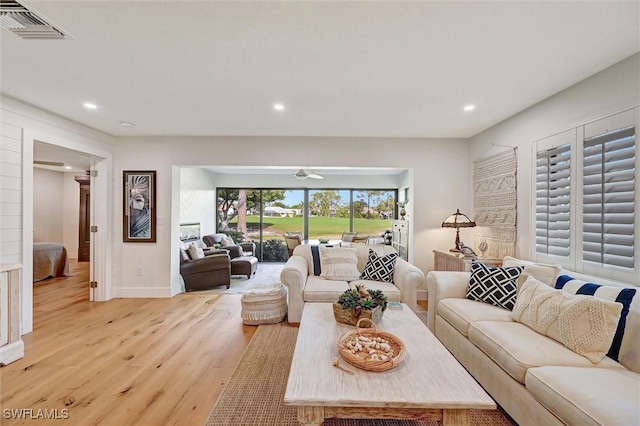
[281,244,425,324]
[427,257,639,426]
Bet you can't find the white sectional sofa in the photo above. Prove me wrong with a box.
[427,257,639,426]
[281,244,425,324]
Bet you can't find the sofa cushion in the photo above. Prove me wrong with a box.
[349,279,401,302]
[303,276,350,302]
[513,276,623,363]
[319,247,360,281]
[556,275,637,362]
[503,256,562,287]
[438,298,513,337]
[360,249,398,283]
[526,366,640,426]
[468,321,623,384]
[466,262,523,311]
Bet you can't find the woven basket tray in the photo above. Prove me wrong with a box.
[336,318,406,372]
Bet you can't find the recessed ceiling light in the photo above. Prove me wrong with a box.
[273,103,285,111]
[120,121,135,127]
[83,102,97,110]
[464,105,476,111]
[64,166,72,170]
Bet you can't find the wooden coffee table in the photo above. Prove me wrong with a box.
[284,303,496,425]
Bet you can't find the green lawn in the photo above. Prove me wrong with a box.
[232,215,392,239]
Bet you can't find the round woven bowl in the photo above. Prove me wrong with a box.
[336,318,406,372]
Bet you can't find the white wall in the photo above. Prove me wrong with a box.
[0,122,22,265]
[113,136,471,297]
[468,53,640,261]
[180,168,218,237]
[33,168,64,243]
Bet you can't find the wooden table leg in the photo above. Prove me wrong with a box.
[443,408,470,426]
[298,406,324,425]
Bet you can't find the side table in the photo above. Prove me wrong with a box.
[433,249,502,272]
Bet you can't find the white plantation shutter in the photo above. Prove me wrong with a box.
[536,144,571,257]
[582,126,636,269]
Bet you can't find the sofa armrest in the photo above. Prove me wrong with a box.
[180,253,230,276]
[280,255,309,324]
[426,271,470,332]
[239,241,256,254]
[223,245,243,259]
[392,259,425,313]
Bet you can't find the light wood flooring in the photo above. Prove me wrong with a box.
[1,260,256,425]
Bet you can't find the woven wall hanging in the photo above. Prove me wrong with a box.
[473,148,517,258]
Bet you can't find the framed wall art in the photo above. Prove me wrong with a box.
[123,170,157,242]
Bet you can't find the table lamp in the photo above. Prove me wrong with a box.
[441,209,476,252]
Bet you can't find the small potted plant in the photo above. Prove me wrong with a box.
[333,285,388,326]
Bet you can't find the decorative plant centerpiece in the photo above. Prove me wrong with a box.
[333,285,388,326]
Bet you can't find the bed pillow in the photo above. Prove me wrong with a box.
[360,249,398,283]
[513,275,622,363]
[466,262,523,311]
[319,247,360,281]
[555,275,636,361]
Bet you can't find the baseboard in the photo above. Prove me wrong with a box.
[111,287,175,298]
[417,289,427,300]
[0,340,24,366]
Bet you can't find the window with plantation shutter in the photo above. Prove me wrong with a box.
[533,107,639,285]
[582,126,635,269]
[536,144,571,257]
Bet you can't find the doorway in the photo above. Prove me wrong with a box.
[33,143,94,305]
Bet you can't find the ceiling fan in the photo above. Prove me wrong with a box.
[34,160,65,167]
[294,169,323,180]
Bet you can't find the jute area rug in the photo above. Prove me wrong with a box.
[204,322,516,426]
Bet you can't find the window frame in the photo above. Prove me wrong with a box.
[532,107,639,285]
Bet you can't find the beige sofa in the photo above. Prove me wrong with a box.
[427,258,639,426]
[281,244,425,324]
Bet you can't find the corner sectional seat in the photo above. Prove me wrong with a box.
[427,258,640,426]
[281,244,425,324]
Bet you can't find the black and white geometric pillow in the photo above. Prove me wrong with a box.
[466,262,523,311]
[360,249,398,283]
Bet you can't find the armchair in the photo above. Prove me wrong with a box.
[179,247,231,291]
[203,233,255,258]
[284,232,303,257]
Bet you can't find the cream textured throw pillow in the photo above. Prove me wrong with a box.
[319,247,360,281]
[512,275,623,363]
[188,244,205,260]
[502,256,561,288]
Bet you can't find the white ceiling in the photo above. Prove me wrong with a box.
[2,1,638,139]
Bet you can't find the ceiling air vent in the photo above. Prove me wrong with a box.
[0,0,68,39]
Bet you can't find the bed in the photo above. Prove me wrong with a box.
[33,242,70,282]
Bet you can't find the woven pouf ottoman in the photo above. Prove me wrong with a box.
[241,282,287,325]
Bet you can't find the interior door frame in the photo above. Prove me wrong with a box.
[22,129,113,334]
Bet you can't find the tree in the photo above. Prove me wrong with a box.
[310,190,342,217]
[357,190,384,219]
[218,189,286,230]
[237,189,247,236]
[375,193,395,219]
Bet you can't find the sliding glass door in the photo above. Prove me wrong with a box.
[217,188,397,262]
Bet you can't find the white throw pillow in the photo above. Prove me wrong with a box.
[512,275,623,363]
[502,256,561,288]
[221,236,235,247]
[188,244,205,260]
[319,247,360,281]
